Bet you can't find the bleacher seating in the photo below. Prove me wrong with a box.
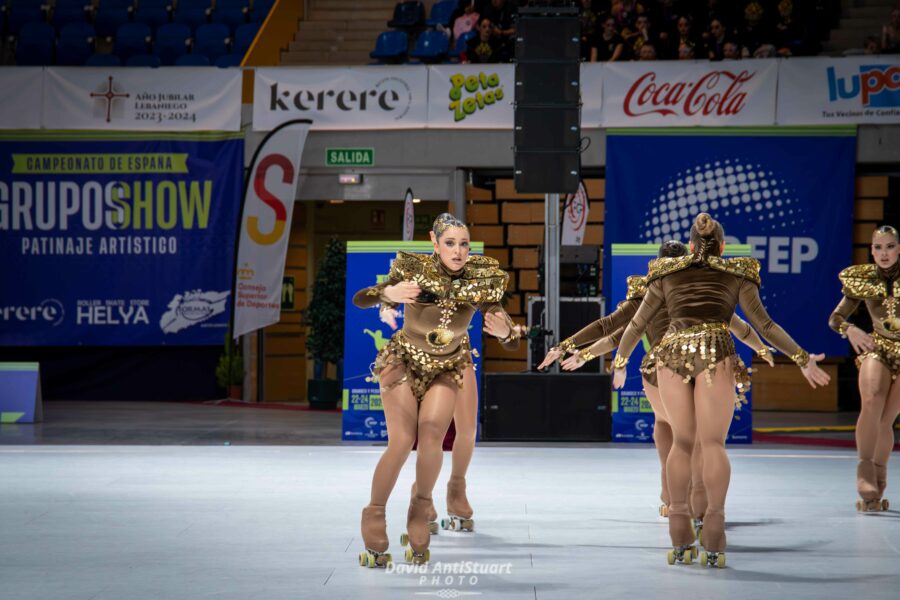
[369,29,407,63]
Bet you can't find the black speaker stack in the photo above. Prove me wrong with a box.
[514,3,581,194]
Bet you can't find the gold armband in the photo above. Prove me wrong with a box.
[755,346,772,359]
[578,348,597,362]
[838,322,851,338]
[790,348,810,368]
[559,338,577,354]
[499,328,520,344]
[611,354,629,370]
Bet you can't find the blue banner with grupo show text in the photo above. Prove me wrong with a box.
[0,131,243,345]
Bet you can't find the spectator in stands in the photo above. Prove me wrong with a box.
[482,0,515,60]
[723,40,742,60]
[591,15,626,62]
[465,16,502,63]
[881,7,900,53]
[638,42,657,61]
[706,18,730,60]
[678,44,696,60]
[626,14,663,58]
[753,44,777,58]
[450,0,480,43]
[580,0,599,62]
[670,16,699,58]
[774,0,802,56]
[738,1,773,58]
[865,35,880,55]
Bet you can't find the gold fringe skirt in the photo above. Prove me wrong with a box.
[856,332,900,380]
[652,321,750,409]
[639,351,659,388]
[370,331,475,402]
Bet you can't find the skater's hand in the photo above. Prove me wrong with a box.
[379,306,402,330]
[800,353,831,389]
[560,353,586,371]
[483,311,512,339]
[612,368,627,389]
[847,326,875,354]
[537,347,564,370]
[383,281,421,304]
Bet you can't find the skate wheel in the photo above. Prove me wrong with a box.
[699,551,708,567]
[666,550,675,565]
[358,552,367,567]
[428,521,439,535]
[716,553,726,568]
[424,549,430,562]
[461,519,475,531]
[400,532,409,547]
[440,518,450,530]
[659,504,669,517]
[856,500,864,512]
[882,499,890,511]
[404,548,413,562]
[683,549,693,565]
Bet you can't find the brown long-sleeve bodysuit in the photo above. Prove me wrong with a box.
[613,255,809,391]
[353,251,519,400]
[560,275,769,386]
[828,263,900,378]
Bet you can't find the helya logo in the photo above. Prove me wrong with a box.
[448,72,504,122]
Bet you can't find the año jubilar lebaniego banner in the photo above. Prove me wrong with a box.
[0,132,243,345]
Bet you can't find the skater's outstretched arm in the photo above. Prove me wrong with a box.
[728,314,774,367]
[481,302,520,350]
[612,280,664,369]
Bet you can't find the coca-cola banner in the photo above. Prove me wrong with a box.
[776,56,900,125]
[599,60,778,127]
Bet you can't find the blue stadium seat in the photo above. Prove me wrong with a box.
[211,6,246,32]
[249,0,273,23]
[214,52,241,67]
[193,23,228,60]
[448,29,475,58]
[409,29,448,62]
[133,6,170,31]
[86,52,122,65]
[127,52,161,66]
[233,22,259,57]
[173,6,209,30]
[51,0,90,30]
[7,1,47,37]
[16,37,53,67]
[153,22,190,64]
[19,20,54,41]
[369,30,407,62]
[387,1,424,29]
[425,0,454,28]
[101,0,135,8]
[113,22,151,60]
[94,6,132,38]
[175,52,210,65]
[57,22,96,65]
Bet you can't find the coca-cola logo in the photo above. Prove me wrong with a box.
[624,70,756,118]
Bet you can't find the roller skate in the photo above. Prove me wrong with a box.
[358,504,392,568]
[401,495,431,564]
[441,476,475,532]
[665,507,696,566]
[411,482,439,534]
[659,504,669,517]
[697,510,726,568]
[856,459,889,512]
[875,462,891,511]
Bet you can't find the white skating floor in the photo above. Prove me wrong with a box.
[1,444,898,600]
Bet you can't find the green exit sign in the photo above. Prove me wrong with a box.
[326,148,374,167]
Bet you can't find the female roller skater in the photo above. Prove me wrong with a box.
[538,241,773,524]
[611,214,830,568]
[352,213,519,566]
[829,225,900,512]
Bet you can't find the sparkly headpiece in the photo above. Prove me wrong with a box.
[432,212,467,238]
[875,225,899,241]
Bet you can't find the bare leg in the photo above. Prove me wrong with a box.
[873,376,900,503]
[694,361,737,554]
[690,437,708,520]
[450,367,478,479]
[657,367,696,553]
[360,366,418,566]
[644,378,672,512]
[857,358,891,505]
[405,379,457,559]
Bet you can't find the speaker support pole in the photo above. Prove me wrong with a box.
[544,193,560,373]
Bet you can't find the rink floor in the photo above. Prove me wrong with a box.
[1,444,898,600]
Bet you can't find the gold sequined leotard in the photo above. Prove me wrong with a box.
[829,263,900,379]
[613,254,809,397]
[560,275,768,387]
[353,252,519,401]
